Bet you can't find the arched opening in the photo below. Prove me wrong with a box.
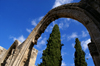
[30,3,100,66]
[34,18,95,66]
[10,2,100,66]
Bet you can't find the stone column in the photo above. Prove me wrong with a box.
[88,42,100,66]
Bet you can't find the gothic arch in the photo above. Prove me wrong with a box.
[8,1,100,66]
[29,3,100,66]
[32,3,100,47]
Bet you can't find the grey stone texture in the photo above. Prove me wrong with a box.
[0,0,100,66]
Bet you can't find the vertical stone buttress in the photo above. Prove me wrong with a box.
[88,42,100,66]
[29,48,38,66]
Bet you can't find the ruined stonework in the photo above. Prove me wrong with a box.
[0,40,38,66]
[1,0,100,66]
[0,46,7,61]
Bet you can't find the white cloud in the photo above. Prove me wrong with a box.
[86,53,92,59]
[61,61,66,66]
[37,47,46,55]
[39,38,47,45]
[45,25,53,33]
[58,19,70,30]
[26,16,44,33]
[81,39,91,51]
[59,22,63,29]
[26,28,31,33]
[53,21,56,26]
[45,18,70,32]
[67,32,78,40]
[17,35,25,42]
[67,18,70,21]
[38,36,42,41]
[53,1,61,8]
[72,43,75,48]
[62,52,67,56]
[61,34,66,41]
[64,19,70,28]
[62,34,66,38]
[31,16,44,27]
[10,35,25,42]
[36,37,47,48]
[31,20,37,26]
[82,31,88,37]
[53,0,73,8]
[50,26,53,29]
[38,16,44,21]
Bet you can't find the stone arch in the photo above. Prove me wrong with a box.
[33,3,100,46]
[31,3,100,66]
[10,1,100,66]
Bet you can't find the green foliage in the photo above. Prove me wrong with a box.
[39,24,63,66]
[74,38,87,66]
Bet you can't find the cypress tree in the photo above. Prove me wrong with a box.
[74,38,87,66]
[39,24,63,66]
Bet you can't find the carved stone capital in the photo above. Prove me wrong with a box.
[88,42,99,56]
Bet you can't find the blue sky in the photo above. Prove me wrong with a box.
[0,0,94,66]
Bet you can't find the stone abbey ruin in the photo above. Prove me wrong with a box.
[0,40,38,66]
[0,0,100,66]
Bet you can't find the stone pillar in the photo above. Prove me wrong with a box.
[88,42,100,66]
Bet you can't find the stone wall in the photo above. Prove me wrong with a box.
[29,48,38,66]
[0,45,38,66]
[0,46,7,61]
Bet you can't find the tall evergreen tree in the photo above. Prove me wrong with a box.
[74,38,87,66]
[39,24,63,66]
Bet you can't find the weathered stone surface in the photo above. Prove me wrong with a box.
[1,0,100,66]
[88,43,100,66]
[0,46,7,61]
[29,48,38,66]
[0,40,38,66]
